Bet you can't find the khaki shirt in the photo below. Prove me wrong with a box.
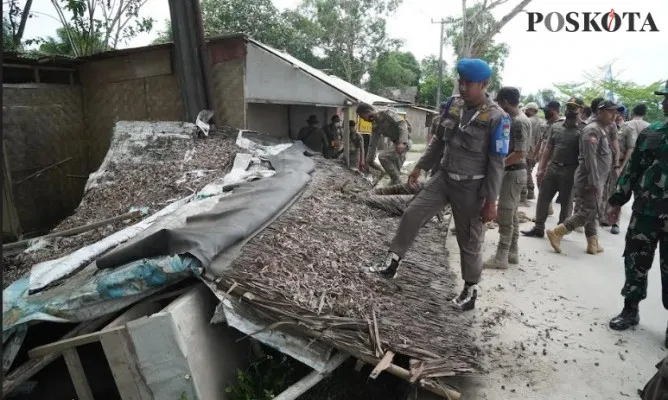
[618,124,636,159]
[416,95,508,200]
[366,109,410,165]
[510,111,530,163]
[528,115,544,156]
[545,119,584,166]
[624,118,650,142]
[429,116,441,137]
[575,121,612,190]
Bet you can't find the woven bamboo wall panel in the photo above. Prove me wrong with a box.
[145,74,184,121]
[2,85,87,233]
[211,59,245,129]
[79,49,173,86]
[84,79,149,170]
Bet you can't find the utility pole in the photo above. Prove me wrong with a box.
[432,19,446,107]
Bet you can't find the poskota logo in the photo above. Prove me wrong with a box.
[527,9,659,32]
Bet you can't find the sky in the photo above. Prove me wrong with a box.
[18,0,668,95]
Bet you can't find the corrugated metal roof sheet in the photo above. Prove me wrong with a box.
[246,38,394,106]
[325,75,395,105]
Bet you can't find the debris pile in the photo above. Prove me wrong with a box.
[2,122,239,287]
[217,156,481,383]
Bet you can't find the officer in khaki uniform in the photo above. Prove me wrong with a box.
[523,102,544,201]
[535,101,564,217]
[370,58,509,312]
[356,104,410,186]
[522,98,584,238]
[547,100,619,255]
[484,87,529,270]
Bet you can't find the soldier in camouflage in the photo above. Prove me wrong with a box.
[357,104,410,186]
[607,80,668,346]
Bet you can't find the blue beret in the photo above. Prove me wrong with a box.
[456,58,493,82]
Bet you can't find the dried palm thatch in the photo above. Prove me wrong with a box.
[216,157,481,386]
[2,127,239,287]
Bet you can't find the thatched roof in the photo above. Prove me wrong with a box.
[214,156,481,387]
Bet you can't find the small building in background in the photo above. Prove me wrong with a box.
[390,104,438,143]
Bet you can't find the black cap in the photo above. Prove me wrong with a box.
[544,100,560,110]
[307,115,319,123]
[566,97,584,107]
[597,100,625,112]
[655,79,668,96]
[331,115,341,122]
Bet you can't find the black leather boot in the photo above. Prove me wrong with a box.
[609,300,640,330]
[451,284,478,312]
[369,252,402,279]
[521,227,544,238]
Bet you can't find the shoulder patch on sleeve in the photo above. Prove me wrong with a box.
[490,115,511,156]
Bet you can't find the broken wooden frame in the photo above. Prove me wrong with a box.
[4,286,192,400]
[218,290,462,400]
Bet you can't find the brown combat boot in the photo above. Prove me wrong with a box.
[546,224,569,253]
[586,235,604,254]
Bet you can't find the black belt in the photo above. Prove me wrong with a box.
[505,163,526,172]
[552,161,578,167]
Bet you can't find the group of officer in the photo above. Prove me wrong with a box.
[352,58,668,332]
[295,114,365,167]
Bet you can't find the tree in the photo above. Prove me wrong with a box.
[153,0,323,68]
[445,0,532,93]
[366,51,420,94]
[416,56,455,106]
[554,79,665,122]
[4,0,35,50]
[296,0,402,84]
[48,0,154,56]
[38,26,105,56]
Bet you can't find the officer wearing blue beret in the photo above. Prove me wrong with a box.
[370,58,511,312]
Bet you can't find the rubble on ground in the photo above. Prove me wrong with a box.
[2,123,239,287]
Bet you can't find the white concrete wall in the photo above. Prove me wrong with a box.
[245,43,348,107]
[246,102,337,139]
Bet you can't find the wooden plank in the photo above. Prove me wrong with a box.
[3,316,114,395]
[28,327,124,359]
[100,327,152,400]
[104,299,164,330]
[273,353,349,400]
[369,351,395,379]
[63,349,94,400]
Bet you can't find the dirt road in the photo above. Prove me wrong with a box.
[431,199,665,399]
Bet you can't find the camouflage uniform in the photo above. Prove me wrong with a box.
[484,109,529,269]
[366,109,410,185]
[297,125,330,156]
[547,119,612,254]
[607,122,638,225]
[609,120,668,306]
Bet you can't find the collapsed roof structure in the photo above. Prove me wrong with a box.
[3,120,475,399]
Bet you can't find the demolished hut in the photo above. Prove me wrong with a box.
[3,120,476,400]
